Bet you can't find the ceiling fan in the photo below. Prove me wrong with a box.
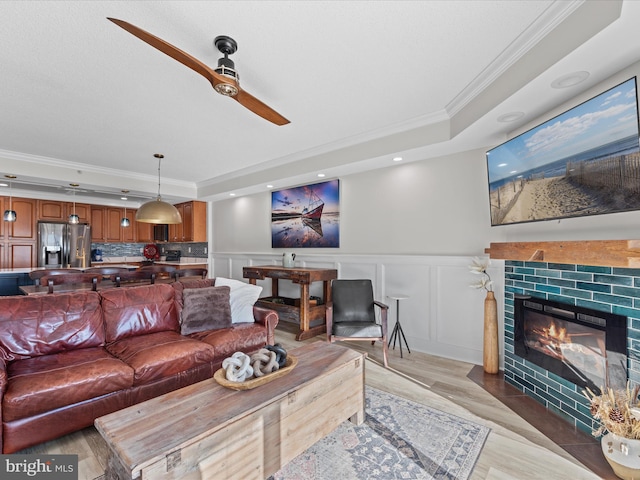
[107,18,289,126]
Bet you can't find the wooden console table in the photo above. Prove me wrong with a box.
[243,265,337,340]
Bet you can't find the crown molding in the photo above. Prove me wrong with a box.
[446,0,584,117]
[0,148,194,189]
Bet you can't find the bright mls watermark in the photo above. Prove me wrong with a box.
[0,455,77,479]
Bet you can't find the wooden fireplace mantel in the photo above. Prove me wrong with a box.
[485,240,640,268]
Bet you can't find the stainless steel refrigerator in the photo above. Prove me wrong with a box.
[37,222,91,269]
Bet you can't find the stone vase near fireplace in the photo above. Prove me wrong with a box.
[484,291,499,374]
[602,433,640,480]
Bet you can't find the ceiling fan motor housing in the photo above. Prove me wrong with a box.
[216,56,238,79]
[213,35,239,96]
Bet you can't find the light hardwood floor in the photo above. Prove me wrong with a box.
[19,325,608,479]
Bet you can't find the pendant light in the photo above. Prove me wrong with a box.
[120,190,130,227]
[135,154,182,224]
[3,174,17,222]
[68,183,80,224]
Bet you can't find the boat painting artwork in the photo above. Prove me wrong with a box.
[271,180,340,248]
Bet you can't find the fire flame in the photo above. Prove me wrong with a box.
[545,321,568,344]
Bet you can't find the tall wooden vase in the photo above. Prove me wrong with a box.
[483,291,499,374]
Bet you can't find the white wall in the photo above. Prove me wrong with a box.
[213,147,499,255]
[211,148,507,365]
[210,64,640,366]
[212,252,504,366]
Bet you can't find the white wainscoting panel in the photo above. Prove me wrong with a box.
[211,253,504,367]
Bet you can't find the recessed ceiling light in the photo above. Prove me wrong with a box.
[551,71,589,89]
[317,173,325,178]
[229,193,236,196]
[0,183,7,187]
[497,112,524,123]
[393,157,403,162]
[267,184,274,189]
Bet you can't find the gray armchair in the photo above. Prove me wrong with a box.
[326,279,389,367]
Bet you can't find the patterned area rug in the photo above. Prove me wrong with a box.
[269,386,490,480]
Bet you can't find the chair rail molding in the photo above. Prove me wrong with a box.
[212,252,505,367]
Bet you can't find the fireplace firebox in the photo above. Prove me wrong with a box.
[514,295,627,393]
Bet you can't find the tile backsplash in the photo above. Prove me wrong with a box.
[91,242,208,259]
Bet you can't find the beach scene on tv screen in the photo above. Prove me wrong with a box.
[487,77,640,226]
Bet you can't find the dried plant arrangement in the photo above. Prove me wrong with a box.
[584,382,640,439]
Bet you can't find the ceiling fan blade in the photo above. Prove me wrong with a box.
[235,89,290,126]
[107,18,226,88]
[108,18,290,126]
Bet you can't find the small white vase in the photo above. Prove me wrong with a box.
[602,433,640,479]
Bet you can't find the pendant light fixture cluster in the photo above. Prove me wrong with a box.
[135,154,182,224]
[3,174,17,222]
[68,183,80,224]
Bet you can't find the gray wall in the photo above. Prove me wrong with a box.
[213,148,497,255]
[212,62,640,256]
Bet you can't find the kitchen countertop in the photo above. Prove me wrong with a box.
[88,264,140,269]
[96,256,207,265]
[0,258,208,274]
[0,268,34,274]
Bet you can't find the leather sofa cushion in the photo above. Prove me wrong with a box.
[181,286,232,335]
[0,292,104,361]
[189,323,268,362]
[106,330,216,385]
[3,347,134,422]
[101,284,179,343]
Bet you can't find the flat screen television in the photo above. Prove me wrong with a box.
[486,77,640,226]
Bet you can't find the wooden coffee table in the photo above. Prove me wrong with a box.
[95,342,365,480]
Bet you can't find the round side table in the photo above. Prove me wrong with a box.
[387,294,410,358]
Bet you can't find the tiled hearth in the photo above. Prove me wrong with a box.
[504,260,640,434]
[468,365,614,479]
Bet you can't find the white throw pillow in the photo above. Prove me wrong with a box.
[214,277,263,324]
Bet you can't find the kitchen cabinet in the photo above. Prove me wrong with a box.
[92,207,132,242]
[168,208,183,242]
[136,221,154,243]
[6,243,36,269]
[37,200,90,223]
[37,200,65,221]
[0,197,37,268]
[121,209,136,242]
[91,207,106,241]
[105,208,122,242]
[168,201,206,242]
[67,203,91,223]
[7,198,36,240]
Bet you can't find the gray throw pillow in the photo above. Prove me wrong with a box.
[181,286,232,335]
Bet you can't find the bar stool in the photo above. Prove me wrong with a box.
[387,294,410,358]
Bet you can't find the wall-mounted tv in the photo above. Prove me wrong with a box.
[486,77,640,226]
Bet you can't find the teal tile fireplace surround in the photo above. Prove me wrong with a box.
[504,260,640,434]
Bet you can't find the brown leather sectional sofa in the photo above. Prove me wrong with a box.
[0,280,278,453]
